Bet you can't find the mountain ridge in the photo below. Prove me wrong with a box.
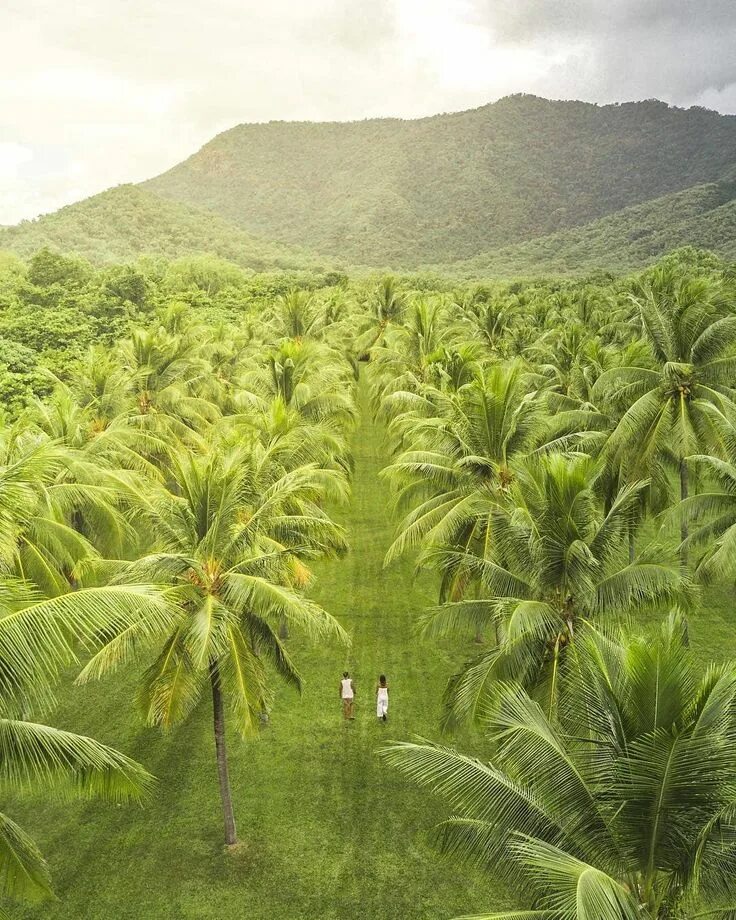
[3,95,736,275]
[144,94,736,266]
[451,169,736,277]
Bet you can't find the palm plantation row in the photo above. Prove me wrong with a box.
[2,256,736,917]
[366,266,736,918]
[0,297,359,910]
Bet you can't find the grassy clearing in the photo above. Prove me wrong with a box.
[15,381,498,920]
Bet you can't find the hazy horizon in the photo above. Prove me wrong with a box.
[3,0,735,225]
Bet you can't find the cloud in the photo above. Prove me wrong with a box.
[1,0,735,223]
[0,142,33,178]
[469,0,736,103]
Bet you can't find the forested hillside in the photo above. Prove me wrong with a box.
[145,95,736,266]
[454,170,736,276]
[0,185,321,271]
[3,96,736,276]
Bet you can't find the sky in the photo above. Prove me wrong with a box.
[2,0,735,224]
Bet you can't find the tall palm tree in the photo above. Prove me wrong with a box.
[449,288,513,358]
[267,289,322,341]
[672,446,736,582]
[383,616,736,920]
[63,345,135,425]
[73,439,349,846]
[222,395,353,482]
[355,276,405,357]
[368,295,447,403]
[0,428,121,596]
[0,582,173,911]
[236,339,357,434]
[420,453,687,726]
[594,267,736,560]
[119,322,220,436]
[382,362,599,566]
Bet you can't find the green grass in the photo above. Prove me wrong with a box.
[14,380,499,920]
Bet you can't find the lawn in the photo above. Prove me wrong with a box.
[15,381,499,920]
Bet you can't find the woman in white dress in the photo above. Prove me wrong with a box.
[340,671,355,720]
[376,674,389,722]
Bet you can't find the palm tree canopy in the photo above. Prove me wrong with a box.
[383,616,736,920]
[420,453,689,726]
[594,267,736,493]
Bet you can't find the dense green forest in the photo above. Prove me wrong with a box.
[0,186,321,272]
[454,170,736,276]
[0,246,350,416]
[145,95,736,266]
[2,245,736,918]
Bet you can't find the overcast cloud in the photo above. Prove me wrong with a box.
[1,0,735,224]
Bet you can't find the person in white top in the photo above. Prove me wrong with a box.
[339,671,355,720]
[376,674,389,723]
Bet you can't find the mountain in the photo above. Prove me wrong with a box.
[4,96,736,276]
[0,185,321,271]
[144,95,736,268]
[453,170,736,277]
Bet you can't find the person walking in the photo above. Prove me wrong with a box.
[376,674,389,723]
[340,671,355,720]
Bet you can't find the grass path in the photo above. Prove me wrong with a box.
[17,377,496,919]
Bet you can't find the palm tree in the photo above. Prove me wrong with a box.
[63,345,135,425]
[220,396,354,497]
[0,581,173,910]
[593,267,736,561]
[420,453,687,726]
[119,321,220,437]
[449,287,512,358]
[383,615,736,919]
[73,438,349,846]
[0,428,124,596]
[368,295,446,402]
[267,289,322,341]
[236,339,357,433]
[672,446,736,581]
[382,362,599,566]
[29,380,170,483]
[355,276,405,357]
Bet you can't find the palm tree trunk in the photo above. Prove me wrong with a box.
[209,661,237,847]
[278,615,289,640]
[680,460,689,567]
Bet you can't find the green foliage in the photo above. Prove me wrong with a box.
[0,340,51,416]
[6,391,494,920]
[456,173,736,277]
[25,249,92,289]
[0,246,735,919]
[383,617,736,919]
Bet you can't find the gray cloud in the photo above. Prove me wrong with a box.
[482,0,735,40]
[1,0,735,224]
[471,0,736,102]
